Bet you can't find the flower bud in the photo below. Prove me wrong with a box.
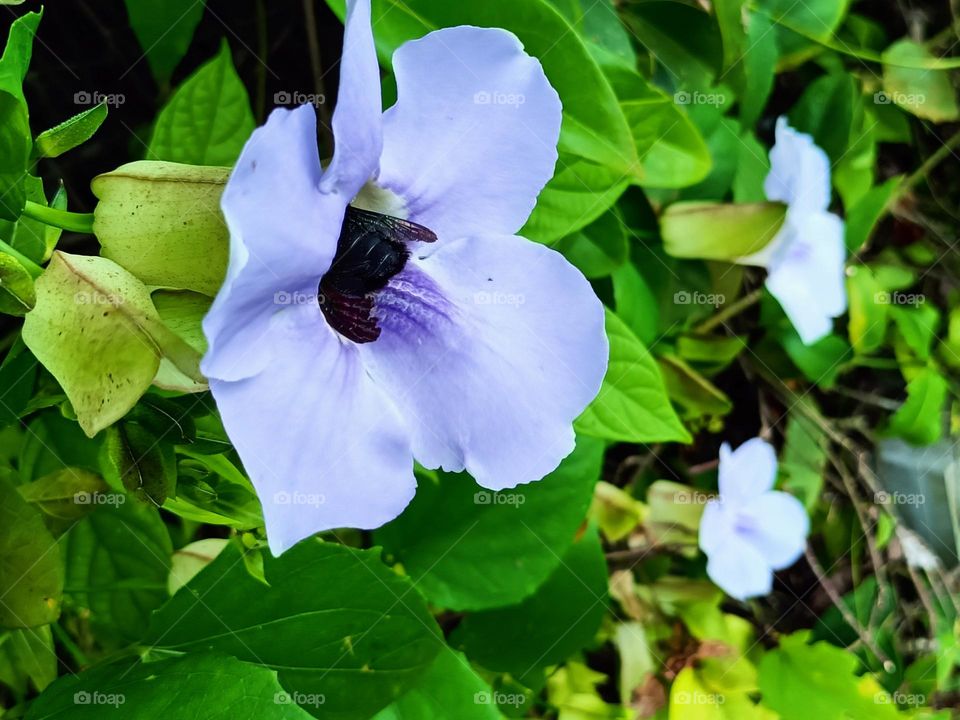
[92,161,230,296]
[660,201,786,262]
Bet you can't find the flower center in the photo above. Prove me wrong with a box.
[318,206,437,343]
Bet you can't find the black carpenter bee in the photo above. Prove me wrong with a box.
[319,205,437,343]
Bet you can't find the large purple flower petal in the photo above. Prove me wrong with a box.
[210,304,415,555]
[318,0,382,199]
[203,105,343,382]
[356,234,607,490]
[378,26,561,241]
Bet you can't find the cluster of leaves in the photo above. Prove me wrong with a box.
[0,0,959,719]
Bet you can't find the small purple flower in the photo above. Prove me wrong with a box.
[201,0,607,554]
[739,118,847,345]
[698,438,809,600]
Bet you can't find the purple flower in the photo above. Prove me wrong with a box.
[201,0,608,554]
[738,118,847,345]
[698,438,809,600]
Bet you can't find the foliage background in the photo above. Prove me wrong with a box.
[0,0,959,718]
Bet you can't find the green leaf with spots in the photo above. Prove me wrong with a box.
[21,252,204,437]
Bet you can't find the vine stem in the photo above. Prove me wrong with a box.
[21,200,95,234]
[693,287,764,335]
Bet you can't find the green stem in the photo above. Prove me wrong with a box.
[900,129,960,194]
[693,287,764,335]
[0,237,43,278]
[22,200,95,234]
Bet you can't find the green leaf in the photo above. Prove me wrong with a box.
[890,303,940,362]
[738,10,778,128]
[452,527,607,683]
[0,475,62,628]
[63,498,171,643]
[26,652,316,720]
[553,207,628,278]
[21,252,204,437]
[1,176,58,265]
[779,400,827,511]
[0,11,41,220]
[33,102,107,158]
[377,436,604,610]
[755,0,851,66]
[163,449,262,529]
[0,250,35,315]
[123,0,205,85]
[372,651,502,720]
[92,161,230,296]
[788,71,856,163]
[152,290,211,391]
[845,176,902,252]
[148,41,255,165]
[882,39,960,123]
[597,50,712,188]
[0,625,55,695]
[780,331,851,389]
[145,541,441,720]
[102,422,176,506]
[661,202,786,261]
[576,310,691,443]
[887,368,948,446]
[758,632,902,720]
[329,0,639,242]
[612,262,658,346]
[17,467,106,532]
[0,337,37,428]
[845,265,888,355]
[657,353,734,424]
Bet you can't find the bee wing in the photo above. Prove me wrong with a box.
[347,206,437,245]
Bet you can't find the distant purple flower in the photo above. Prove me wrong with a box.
[738,118,847,345]
[201,0,607,554]
[698,438,809,600]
